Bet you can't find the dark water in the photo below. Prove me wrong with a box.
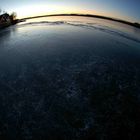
[0,16,140,140]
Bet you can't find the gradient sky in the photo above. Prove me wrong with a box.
[0,0,140,22]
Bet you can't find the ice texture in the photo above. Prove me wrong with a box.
[0,16,140,140]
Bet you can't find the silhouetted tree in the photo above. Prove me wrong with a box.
[0,9,6,15]
[10,12,17,24]
[10,12,17,20]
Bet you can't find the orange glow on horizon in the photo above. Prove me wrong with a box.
[14,5,134,22]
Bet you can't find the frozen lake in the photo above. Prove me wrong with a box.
[0,16,140,140]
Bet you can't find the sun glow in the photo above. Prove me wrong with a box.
[11,3,133,22]
[15,4,65,18]
[13,4,95,19]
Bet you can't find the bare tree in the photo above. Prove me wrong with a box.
[0,9,6,15]
[10,12,17,20]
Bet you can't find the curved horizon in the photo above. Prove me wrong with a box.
[0,0,140,23]
[19,13,140,29]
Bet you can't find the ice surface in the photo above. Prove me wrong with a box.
[0,16,140,140]
[18,20,140,43]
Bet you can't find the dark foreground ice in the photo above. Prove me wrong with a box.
[0,16,140,140]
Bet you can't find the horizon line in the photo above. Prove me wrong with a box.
[20,13,140,28]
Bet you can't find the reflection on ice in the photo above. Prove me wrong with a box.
[17,16,140,43]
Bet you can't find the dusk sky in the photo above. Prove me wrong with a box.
[0,0,140,22]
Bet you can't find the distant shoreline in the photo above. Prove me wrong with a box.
[21,13,140,29]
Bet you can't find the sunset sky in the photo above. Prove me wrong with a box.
[0,0,140,22]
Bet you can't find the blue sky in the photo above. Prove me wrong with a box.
[0,0,140,22]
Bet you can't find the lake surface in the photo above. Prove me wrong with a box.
[0,16,140,140]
